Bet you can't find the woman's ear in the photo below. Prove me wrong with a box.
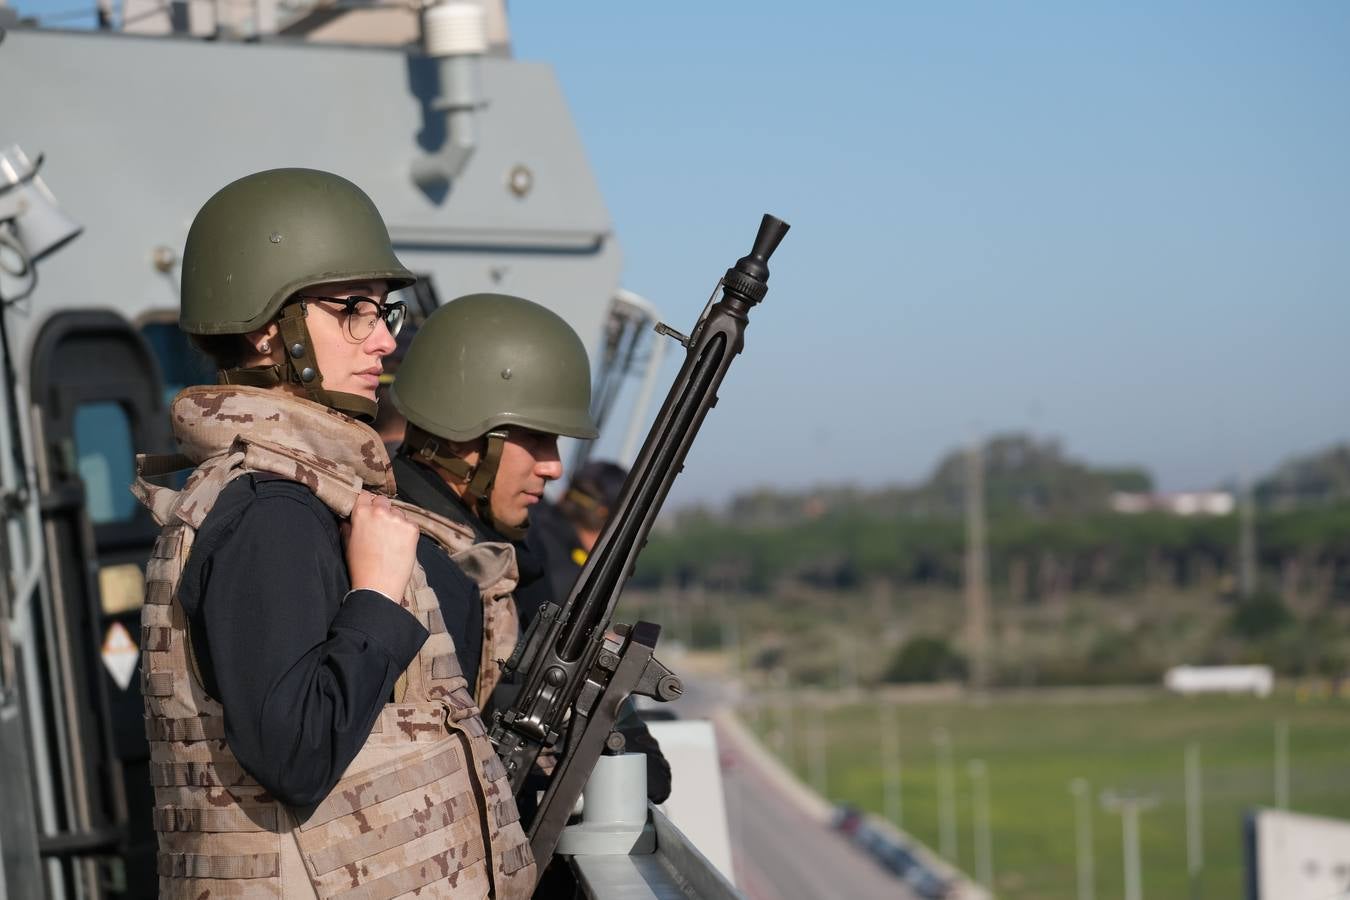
[249,322,281,355]
[243,322,283,365]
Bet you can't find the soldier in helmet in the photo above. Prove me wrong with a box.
[388,292,597,709]
[389,297,670,804]
[132,169,533,898]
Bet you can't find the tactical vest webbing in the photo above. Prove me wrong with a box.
[132,386,535,899]
[391,455,522,709]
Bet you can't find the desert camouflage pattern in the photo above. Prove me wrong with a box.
[436,534,521,713]
[131,385,535,899]
[473,577,520,709]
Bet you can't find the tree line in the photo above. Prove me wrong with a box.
[637,503,1350,603]
[640,435,1350,608]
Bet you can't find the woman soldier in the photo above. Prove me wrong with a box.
[132,169,533,898]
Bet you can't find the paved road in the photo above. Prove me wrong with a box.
[676,672,920,900]
[717,721,920,900]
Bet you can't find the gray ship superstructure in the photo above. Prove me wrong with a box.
[0,3,737,895]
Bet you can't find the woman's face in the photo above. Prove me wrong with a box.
[291,279,396,401]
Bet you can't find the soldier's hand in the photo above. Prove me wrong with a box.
[343,492,419,602]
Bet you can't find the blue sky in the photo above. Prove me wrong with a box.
[11,2,1349,505]
[508,3,1350,504]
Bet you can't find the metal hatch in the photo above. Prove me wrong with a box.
[26,310,172,895]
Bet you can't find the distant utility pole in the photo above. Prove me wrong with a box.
[968,759,994,891]
[933,728,958,864]
[1101,792,1159,900]
[881,703,903,828]
[965,441,991,692]
[722,612,742,683]
[809,704,828,798]
[1185,744,1205,900]
[662,587,683,649]
[661,588,677,647]
[1069,778,1095,900]
[1274,720,1290,809]
[836,632,857,693]
[1239,473,1257,599]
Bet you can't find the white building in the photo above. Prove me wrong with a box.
[1111,490,1236,516]
[1164,665,1274,697]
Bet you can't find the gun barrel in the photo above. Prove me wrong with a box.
[490,213,790,834]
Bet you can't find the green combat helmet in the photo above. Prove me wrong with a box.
[180,167,416,421]
[391,292,597,536]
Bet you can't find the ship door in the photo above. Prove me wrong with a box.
[28,310,172,898]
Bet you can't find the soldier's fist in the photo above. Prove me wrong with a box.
[343,492,419,602]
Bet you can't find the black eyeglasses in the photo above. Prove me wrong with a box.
[300,295,407,342]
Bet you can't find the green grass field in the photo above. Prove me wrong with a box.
[747,689,1350,900]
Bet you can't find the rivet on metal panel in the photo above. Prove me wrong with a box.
[151,246,177,273]
[507,165,533,198]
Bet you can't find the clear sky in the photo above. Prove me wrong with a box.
[508,3,1350,506]
[10,1,1348,507]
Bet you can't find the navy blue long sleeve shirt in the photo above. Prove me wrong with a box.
[176,473,429,807]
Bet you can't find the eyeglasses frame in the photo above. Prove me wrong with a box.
[297,294,408,342]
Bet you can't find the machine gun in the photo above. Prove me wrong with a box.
[489,213,790,869]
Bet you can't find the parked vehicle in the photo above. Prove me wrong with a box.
[830,804,954,898]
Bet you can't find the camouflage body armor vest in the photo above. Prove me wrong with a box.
[132,386,535,899]
[475,585,519,710]
[391,457,522,711]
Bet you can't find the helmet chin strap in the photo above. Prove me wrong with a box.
[404,425,528,541]
[217,301,378,423]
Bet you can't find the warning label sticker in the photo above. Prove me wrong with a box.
[101,621,139,691]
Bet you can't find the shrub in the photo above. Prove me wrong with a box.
[1229,591,1293,639]
[883,636,967,683]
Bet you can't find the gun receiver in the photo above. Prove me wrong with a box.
[489,213,790,871]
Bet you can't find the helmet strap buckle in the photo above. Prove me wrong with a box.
[406,424,474,482]
[416,437,441,462]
